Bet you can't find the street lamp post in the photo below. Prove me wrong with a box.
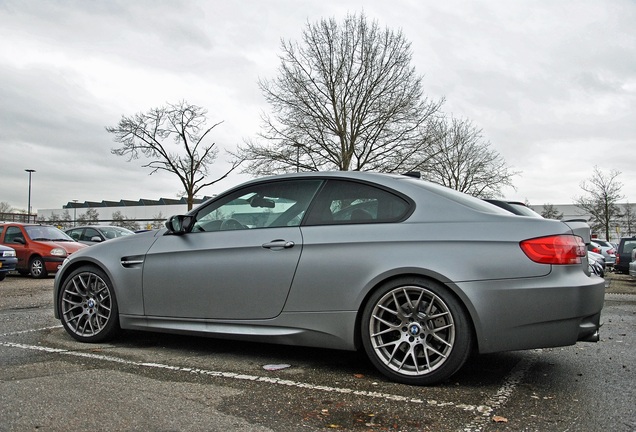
[25,169,36,222]
[73,199,78,227]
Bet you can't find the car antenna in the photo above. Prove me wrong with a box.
[402,171,421,179]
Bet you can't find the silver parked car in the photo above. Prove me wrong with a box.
[53,172,605,385]
[590,239,617,268]
[588,250,605,278]
[65,225,134,246]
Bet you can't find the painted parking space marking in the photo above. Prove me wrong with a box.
[1,326,535,429]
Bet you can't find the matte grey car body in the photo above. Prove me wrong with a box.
[53,172,605,385]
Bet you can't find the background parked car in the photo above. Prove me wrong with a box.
[590,239,616,269]
[0,223,87,278]
[65,225,134,246]
[615,236,636,274]
[0,245,17,281]
[588,250,605,278]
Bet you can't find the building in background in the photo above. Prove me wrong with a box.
[17,199,632,242]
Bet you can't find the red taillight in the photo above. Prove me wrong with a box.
[520,235,586,265]
[591,247,601,254]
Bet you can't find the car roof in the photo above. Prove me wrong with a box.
[0,222,51,227]
[192,171,513,219]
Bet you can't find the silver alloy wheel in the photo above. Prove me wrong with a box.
[30,257,46,278]
[61,271,113,338]
[368,285,455,376]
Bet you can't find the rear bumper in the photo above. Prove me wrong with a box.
[456,269,606,354]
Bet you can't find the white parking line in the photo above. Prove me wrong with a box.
[462,354,536,431]
[1,327,533,426]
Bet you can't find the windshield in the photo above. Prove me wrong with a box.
[100,227,134,239]
[25,225,75,242]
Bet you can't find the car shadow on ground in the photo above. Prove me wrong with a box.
[102,328,524,389]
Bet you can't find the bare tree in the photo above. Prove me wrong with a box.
[0,202,14,213]
[47,210,73,229]
[107,101,242,210]
[77,208,100,225]
[112,211,140,231]
[150,212,166,230]
[541,203,563,220]
[621,201,635,237]
[235,12,443,175]
[417,117,518,198]
[574,166,623,240]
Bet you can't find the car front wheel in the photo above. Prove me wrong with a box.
[29,256,48,279]
[361,278,472,385]
[59,266,120,343]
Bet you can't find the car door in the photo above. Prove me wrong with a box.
[287,179,413,312]
[82,227,102,245]
[2,226,29,270]
[141,179,323,320]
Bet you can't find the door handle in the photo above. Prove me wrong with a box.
[262,240,295,249]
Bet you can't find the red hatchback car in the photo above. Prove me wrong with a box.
[0,223,87,278]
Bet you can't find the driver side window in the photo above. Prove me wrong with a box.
[192,180,323,232]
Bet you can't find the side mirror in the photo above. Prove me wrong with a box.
[13,237,26,245]
[249,195,275,208]
[165,215,194,235]
[90,236,103,242]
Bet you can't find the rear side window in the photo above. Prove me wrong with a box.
[304,180,411,225]
[620,239,636,255]
[4,226,23,243]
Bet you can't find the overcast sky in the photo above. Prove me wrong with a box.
[1,0,634,212]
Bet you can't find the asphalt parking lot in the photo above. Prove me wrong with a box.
[1,272,635,431]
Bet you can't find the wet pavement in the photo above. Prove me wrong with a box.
[1,273,635,431]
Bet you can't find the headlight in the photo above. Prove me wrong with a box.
[50,248,68,257]
[2,250,16,257]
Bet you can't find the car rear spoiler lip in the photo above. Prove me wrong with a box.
[562,219,592,244]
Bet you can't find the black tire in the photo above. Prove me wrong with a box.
[361,277,472,385]
[0,272,5,281]
[29,256,48,279]
[58,266,120,343]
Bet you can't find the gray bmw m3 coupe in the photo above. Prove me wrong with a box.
[54,172,604,385]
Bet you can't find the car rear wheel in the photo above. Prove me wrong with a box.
[29,256,48,279]
[361,277,472,385]
[59,266,120,342]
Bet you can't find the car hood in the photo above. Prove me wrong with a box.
[65,229,162,261]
